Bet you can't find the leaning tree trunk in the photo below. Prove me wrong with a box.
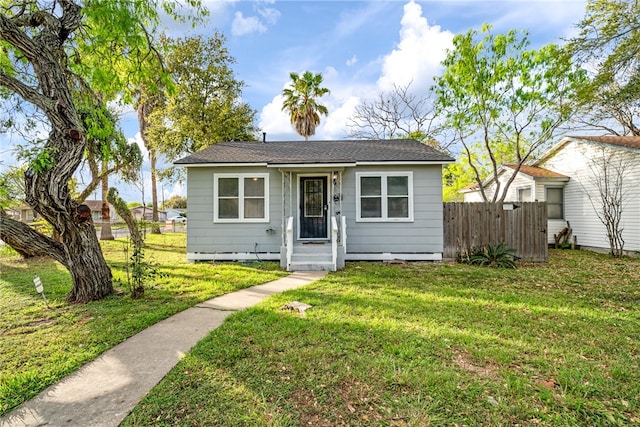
[107,187,144,248]
[100,158,114,240]
[0,1,113,303]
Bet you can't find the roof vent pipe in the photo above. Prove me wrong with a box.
[262,132,266,143]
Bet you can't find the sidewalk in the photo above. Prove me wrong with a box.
[0,271,327,427]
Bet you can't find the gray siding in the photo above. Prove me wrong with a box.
[185,163,446,260]
[341,165,444,254]
[186,167,282,256]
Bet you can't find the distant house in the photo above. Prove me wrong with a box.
[175,139,454,271]
[130,206,167,222]
[165,208,186,219]
[84,200,121,223]
[16,200,120,224]
[463,136,640,253]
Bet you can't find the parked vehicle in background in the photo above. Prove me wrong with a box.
[168,216,187,223]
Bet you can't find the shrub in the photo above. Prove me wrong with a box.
[465,242,518,269]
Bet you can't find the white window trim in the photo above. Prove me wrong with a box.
[356,171,414,222]
[213,173,270,223]
[545,185,564,220]
[516,185,533,202]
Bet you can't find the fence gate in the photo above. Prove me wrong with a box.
[443,202,548,262]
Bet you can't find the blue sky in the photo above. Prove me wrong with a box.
[1,0,588,202]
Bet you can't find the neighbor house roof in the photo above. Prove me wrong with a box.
[175,139,454,166]
[569,135,640,150]
[503,164,569,180]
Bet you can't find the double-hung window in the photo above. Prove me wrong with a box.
[214,173,269,222]
[357,172,413,221]
[546,186,564,219]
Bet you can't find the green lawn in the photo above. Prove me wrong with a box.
[0,233,286,415]
[2,238,639,425]
[122,250,640,426]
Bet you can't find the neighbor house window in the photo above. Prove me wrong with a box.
[517,186,532,202]
[356,172,413,221]
[546,187,564,219]
[214,173,269,222]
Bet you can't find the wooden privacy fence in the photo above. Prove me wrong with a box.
[443,202,548,262]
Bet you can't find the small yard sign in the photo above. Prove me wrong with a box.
[34,274,49,308]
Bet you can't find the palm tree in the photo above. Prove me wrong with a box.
[281,71,330,140]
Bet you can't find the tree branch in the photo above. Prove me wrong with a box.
[0,214,68,266]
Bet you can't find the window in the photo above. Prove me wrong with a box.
[517,187,532,202]
[357,172,413,221]
[214,174,269,222]
[546,187,564,219]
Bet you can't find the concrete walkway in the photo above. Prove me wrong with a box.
[0,271,327,427]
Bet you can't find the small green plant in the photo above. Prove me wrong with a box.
[122,227,165,298]
[466,242,518,268]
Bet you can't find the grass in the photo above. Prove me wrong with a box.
[121,250,640,426]
[0,233,286,415]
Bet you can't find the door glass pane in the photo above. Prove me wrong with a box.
[361,197,382,218]
[304,179,323,217]
[244,177,264,197]
[388,197,409,218]
[387,176,408,196]
[218,198,238,218]
[218,178,238,197]
[244,199,264,218]
[361,176,381,196]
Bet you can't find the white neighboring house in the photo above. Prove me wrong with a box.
[462,136,640,253]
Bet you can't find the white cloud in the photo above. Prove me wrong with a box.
[232,11,266,36]
[346,55,358,67]
[258,94,296,140]
[259,6,280,25]
[377,1,454,93]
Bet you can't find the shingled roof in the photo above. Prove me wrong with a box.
[503,164,568,179]
[567,135,640,150]
[175,139,454,166]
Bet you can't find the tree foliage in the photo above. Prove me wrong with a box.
[281,71,330,141]
[148,34,257,164]
[434,25,587,203]
[569,0,640,135]
[163,195,187,209]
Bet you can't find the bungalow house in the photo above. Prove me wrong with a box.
[463,135,640,253]
[175,139,454,271]
[130,206,167,222]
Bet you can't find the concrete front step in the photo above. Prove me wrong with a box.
[289,243,335,271]
[289,261,335,271]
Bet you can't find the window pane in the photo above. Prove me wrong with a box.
[218,198,238,218]
[361,197,381,218]
[244,199,264,219]
[388,197,409,218]
[518,188,531,202]
[548,204,563,219]
[387,176,408,196]
[218,178,239,197]
[361,177,381,196]
[547,188,562,203]
[244,177,264,197]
